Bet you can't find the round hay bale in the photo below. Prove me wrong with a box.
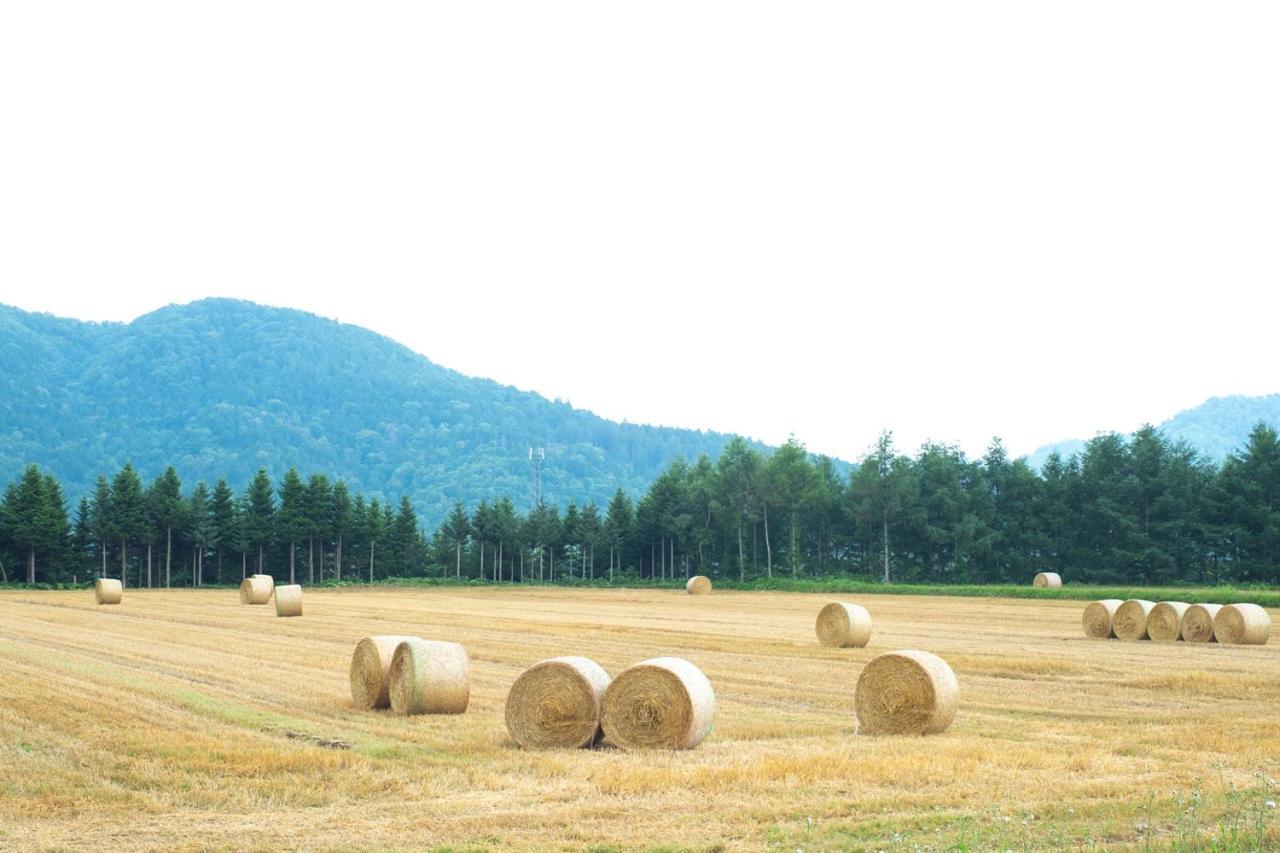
[601,657,715,750]
[274,584,303,617]
[1182,603,1222,643]
[686,575,712,595]
[251,573,275,597]
[1113,599,1155,641]
[350,635,420,710]
[505,656,612,749]
[1082,599,1122,639]
[1147,602,1190,642]
[854,649,958,735]
[1032,572,1062,589]
[1213,603,1271,645]
[388,639,470,715]
[94,578,123,605]
[815,602,872,648]
[239,576,272,605]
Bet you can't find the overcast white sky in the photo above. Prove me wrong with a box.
[2,2,1277,463]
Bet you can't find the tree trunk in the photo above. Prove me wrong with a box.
[882,513,891,583]
[28,547,35,585]
[479,541,485,581]
[101,539,106,577]
[120,539,127,588]
[289,541,296,585]
[147,542,153,588]
[166,526,172,588]
[369,541,375,583]
[737,519,745,582]
[791,510,799,578]
[763,502,772,578]
[498,541,503,583]
[308,538,314,585]
[257,543,263,574]
[455,541,461,579]
[241,551,246,580]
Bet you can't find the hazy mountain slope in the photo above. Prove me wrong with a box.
[0,299,749,524]
[1026,394,1280,468]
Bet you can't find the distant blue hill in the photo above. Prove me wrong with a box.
[1026,394,1280,469]
[0,299,773,525]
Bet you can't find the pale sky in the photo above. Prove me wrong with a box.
[2,2,1278,463]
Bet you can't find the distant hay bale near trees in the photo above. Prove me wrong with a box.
[1147,602,1190,642]
[1082,599,1122,639]
[601,657,715,750]
[274,584,302,617]
[815,602,872,648]
[1113,600,1155,641]
[1032,572,1061,589]
[686,576,711,595]
[505,656,611,749]
[1182,603,1223,643]
[94,578,122,605]
[239,576,272,604]
[388,639,470,715]
[855,649,958,735]
[1213,603,1271,645]
[350,635,419,710]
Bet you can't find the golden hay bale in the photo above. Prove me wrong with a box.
[686,575,712,595]
[601,657,716,750]
[239,576,272,605]
[94,578,123,605]
[1147,602,1190,642]
[815,602,872,648]
[274,584,303,617]
[350,635,420,710]
[1032,572,1062,589]
[388,639,470,715]
[251,574,275,597]
[505,656,612,749]
[854,649,958,736]
[1113,599,1156,641]
[1213,603,1272,645]
[1082,599,1123,639]
[1182,603,1222,644]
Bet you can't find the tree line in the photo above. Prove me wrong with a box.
[2,423,1278,587]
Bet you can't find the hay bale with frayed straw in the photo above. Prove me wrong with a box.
[388,639,470,715]
[274,584,302,617]
[855,649,958,735]
[94,578,123,605]
[601,657,715,750]
[350,635,420,710]
[239,576,272,605]
[1082,599,1122,639]
[816,602,872,648]
[1213,603,1271,645]
[1033,572,1062,589]
[1182,603,1222,643]
[251,574,275,597]
[505,656,612,749]
[1113,599,1155,641]
[686,575,712,595]
[1147,602,1190,642]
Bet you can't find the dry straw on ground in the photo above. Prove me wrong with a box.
[1082,599,1122,639]
[815,602,872,648]
[251,574,275,597]
[274,584,303,617]
[94,578,122,605]
[1147,602,1190,642]
[854,649,958,735]
[388,639,470,715]
[239,576,272,605]
[1182,603,1222,643]
[350,635,420,710]
[1213,603,1271,645]
[1033,572,1062,589]
[505,656,612,749]
[601,657,716,750]
[1113,599,1155,641]
[686,575,711,595]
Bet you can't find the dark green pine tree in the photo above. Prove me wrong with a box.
[243,468,275,574]
[0,465,59,584]
[364,498,384,583]
[71,496,95,581]
[390,496,419,577]
[276,467,307,584]
[331,480,352,582]
[210,478,238,583]
[149,467,184,587]
[441,501,470,579]
[603,488,633,581]
[89,475,113,578]
[111,464,147,588]
[187,482,216,587]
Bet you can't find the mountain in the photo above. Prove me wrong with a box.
[0,299,754,525]
[1026,394,1280,469]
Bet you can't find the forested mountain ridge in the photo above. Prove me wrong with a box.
[1028,394,1280,469]
[0,299,753,525]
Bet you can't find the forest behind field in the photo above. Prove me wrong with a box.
[3,423,1278,588]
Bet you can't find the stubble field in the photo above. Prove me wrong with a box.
[1,586,1278,851]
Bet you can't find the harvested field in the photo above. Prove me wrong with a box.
[1,587,1278,850]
